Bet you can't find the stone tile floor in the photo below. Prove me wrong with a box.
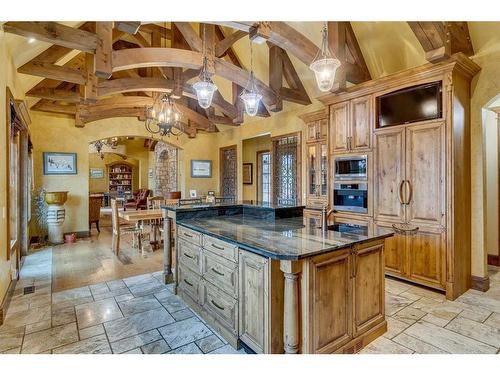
[0,246,499,354]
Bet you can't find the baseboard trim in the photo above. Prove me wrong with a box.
[471,275,490,292]
[488,254,500,267]
[0,278,18,327]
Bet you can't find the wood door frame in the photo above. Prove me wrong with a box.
[256,149,271,203]
[270,131,302,205]
[219,145,237,198]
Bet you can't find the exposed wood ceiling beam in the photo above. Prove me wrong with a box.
[111,47,278,107]
[215,30,247,57]
[95,22,113,78]
[139,24,172,40]
[408,21,474,62]
[173,22,202,52]
[18,61,86,84]
[115,22,141,35]
[31,101,77,115]
[3,22,98,53]
[211,21,369,84]
[26,87,81,103]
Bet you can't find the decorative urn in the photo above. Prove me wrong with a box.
[45,191,69,244]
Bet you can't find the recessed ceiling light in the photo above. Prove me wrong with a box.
[28,37,36,44]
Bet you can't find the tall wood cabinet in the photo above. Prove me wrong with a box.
[319,54,480,299]
[300,109,328,208]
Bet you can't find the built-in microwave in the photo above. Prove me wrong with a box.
[334,155,367,181]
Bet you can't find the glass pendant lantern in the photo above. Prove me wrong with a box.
[310,23,341,92]
[193,24,218,109]
[240,40,262,117]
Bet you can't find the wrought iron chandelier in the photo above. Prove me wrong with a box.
[193,24,218,109]
[144,93,184,137]
[309,22,341,92]
[92,137,119,159]
[240,39,262,117]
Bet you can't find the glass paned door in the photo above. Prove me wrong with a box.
[320,143,328,196]
[220,146,237,199]
[257,151,271,204]
[308,145,317,197]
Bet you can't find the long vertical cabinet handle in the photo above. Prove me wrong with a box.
[398,181,405,204]
[405,180,413,205]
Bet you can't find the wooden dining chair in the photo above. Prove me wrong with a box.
[111,198,148,255]
[147,196,166,209]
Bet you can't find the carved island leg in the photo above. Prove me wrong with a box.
[163,217,174,284]
[280,260,302,354]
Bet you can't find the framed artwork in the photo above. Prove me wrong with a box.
[189,189,197,198]
[43,152,77,175]
[89,168,104,179]
[191,160,212,178]
[243,163,253,184]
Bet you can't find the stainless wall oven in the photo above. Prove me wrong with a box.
[333,182,368,214]
[334,155,367,181]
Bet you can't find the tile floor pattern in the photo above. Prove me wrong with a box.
[1,246,499,354]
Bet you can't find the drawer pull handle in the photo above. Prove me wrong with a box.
[184,279,193,287]
[211,299,225,311]
[211,243,225,251]
[183,253,194,259]
[183,232,193,238]
[211,267,224,276]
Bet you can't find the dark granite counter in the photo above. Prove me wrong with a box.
[177,214,393,260]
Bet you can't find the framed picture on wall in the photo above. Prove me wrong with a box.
[89,168,104,179]
[191,160,212,178]
[43,152,77,175]
[243,163,253,184]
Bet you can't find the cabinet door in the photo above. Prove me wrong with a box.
[350,95,372,151]
[353,241,385,336]
[307,144,318,200]
[405,122,445,227]
[238,250,269,354]
[319,118,328,140]
[406,226,446,289]
[330,102,349,154]
[307,249,352,353]
[373,128,406,222]
[307,121,318,142]
[374,221,405,278]
[319,142,328,199]
[303,209,322,228]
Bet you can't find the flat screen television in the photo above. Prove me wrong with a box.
[376,82,442,128]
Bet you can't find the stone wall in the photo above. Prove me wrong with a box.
[154,141,178,197]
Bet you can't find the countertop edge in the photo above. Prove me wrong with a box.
[176,221,393,261]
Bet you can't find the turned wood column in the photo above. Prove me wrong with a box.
[280,260,302,354]
[163,216,174,284]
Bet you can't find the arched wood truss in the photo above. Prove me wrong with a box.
[4,21,375,137]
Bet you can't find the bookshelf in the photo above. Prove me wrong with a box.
[108,163,133,194]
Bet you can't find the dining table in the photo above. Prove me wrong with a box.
[119,209,163,250]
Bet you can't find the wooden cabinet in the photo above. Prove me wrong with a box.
[373,127,406,223]
[306,142,328,207]
[306,118,328,142]
[330,95,372,154]
[375,222,405,278]
[302,238,386,353]
[306,248,352,353]
[352,241,385,336]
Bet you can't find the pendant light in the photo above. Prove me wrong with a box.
[145,93,183,137]
[193,24,218,109]
[309,22,341,92]
[240,40,262,117]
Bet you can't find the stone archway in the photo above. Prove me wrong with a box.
[154,141,178,197]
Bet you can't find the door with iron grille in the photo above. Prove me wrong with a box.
[220,145,237,199]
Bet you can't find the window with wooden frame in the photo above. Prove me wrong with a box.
[272,133,301,205]
[256,150,271,204]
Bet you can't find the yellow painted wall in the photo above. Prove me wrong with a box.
[242,135,271,201]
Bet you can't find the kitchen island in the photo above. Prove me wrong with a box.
[162,203,392,354]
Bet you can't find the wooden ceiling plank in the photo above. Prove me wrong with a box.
[95,22,114,78]
[173,22,202,52]
[3,22,98,52]
[19,61,86,84]
[408,21,451,62]
[27,88,80,103]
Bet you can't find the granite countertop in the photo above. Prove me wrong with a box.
[177,214,393,260]
[162,200,305,212]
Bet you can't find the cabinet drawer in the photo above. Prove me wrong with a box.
[202,251,239,299]
[178,238,202,275]
[203,235,238,263]
[201,281,238,335]
[178,226,202,246]
[178,265,201,303]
